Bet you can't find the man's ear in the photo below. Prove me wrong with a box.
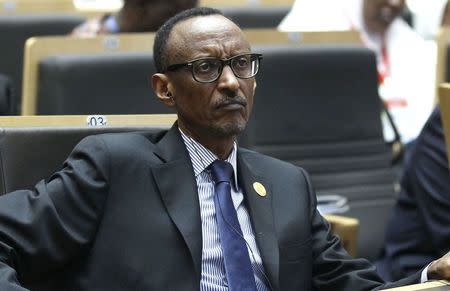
[151,73,176,107]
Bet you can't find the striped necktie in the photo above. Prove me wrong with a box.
[209,159,257,291]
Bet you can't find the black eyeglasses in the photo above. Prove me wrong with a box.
[165,53,263,83]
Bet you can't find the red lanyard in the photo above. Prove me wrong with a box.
[378,39,391,84]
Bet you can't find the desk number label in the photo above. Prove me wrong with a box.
[87,115,107,127]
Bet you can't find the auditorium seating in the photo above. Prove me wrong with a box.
[23,31,359,115]
[241,44,396,261]
[0,14,85,113]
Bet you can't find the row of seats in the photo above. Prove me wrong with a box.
[0,8,290,114]
[20,30,359,115]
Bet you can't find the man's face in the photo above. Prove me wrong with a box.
[363,0,405,35]
[164,15,256,141]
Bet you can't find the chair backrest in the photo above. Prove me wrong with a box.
[242,44,396,260]
[0,114,176,193]
[21,33,154,115]
[438,83,450,164]
[222,6,290,28]
[0,14,85,113]
[35,52,170,115]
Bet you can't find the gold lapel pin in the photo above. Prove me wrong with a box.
[253,182,267,197]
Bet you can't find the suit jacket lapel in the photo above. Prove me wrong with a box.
[238,151,280,291]
[150,125,202,279]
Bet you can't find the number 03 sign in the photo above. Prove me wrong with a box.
[86,115,108,127]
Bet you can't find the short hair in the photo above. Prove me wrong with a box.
[153,7,224,73]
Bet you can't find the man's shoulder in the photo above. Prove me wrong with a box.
[79,129,168,154]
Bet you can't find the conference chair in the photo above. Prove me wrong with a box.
[242,44,396,261]
[21,33,155,115]
[222,6,290,29]
[0,14,85,113]
[0,114,176,193]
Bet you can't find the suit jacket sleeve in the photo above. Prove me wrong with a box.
[0,135,110,290]
[403,109,450,257]
[298,168,422,290]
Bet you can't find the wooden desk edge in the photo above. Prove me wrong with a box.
[0,114,177,127]
[381,281,448,290]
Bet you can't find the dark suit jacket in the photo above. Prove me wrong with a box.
[0,125,421,290]
[377,107,450,281]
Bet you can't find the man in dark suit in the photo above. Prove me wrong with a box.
[377,107,450,281]
[0,7,449,291]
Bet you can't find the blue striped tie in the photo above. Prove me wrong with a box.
[209,160,257,291]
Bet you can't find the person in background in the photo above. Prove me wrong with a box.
[72,0,197,37]
[279,0,436,146]
[376,107,450,281]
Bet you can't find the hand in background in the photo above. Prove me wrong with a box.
[428,251,450,280]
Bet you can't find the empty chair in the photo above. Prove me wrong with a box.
[0,14,85,113]
[242,44,396,261]
[36,52,172,115]
[222,6,290,28]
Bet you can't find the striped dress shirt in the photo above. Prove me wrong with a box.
[180,129,270,291]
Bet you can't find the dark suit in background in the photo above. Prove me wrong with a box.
[377,107,450,281]
[0,74,15,115]
[0,125,421,290]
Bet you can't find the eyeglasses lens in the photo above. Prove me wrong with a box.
[192,54,259,82]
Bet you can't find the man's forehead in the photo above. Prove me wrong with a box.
[168,15,249,56]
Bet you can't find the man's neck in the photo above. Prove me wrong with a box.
[178,126,236,160]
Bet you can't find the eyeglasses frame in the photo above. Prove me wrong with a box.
[165,53,263,83]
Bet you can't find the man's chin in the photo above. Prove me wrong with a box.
[211,121,247,137]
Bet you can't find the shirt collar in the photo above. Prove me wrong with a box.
[179,128,239,190]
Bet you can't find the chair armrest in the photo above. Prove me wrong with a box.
[324,214,359,257]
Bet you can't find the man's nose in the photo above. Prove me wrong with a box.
[217,65,240,91]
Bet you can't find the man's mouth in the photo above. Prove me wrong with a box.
[215,98,247,110]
